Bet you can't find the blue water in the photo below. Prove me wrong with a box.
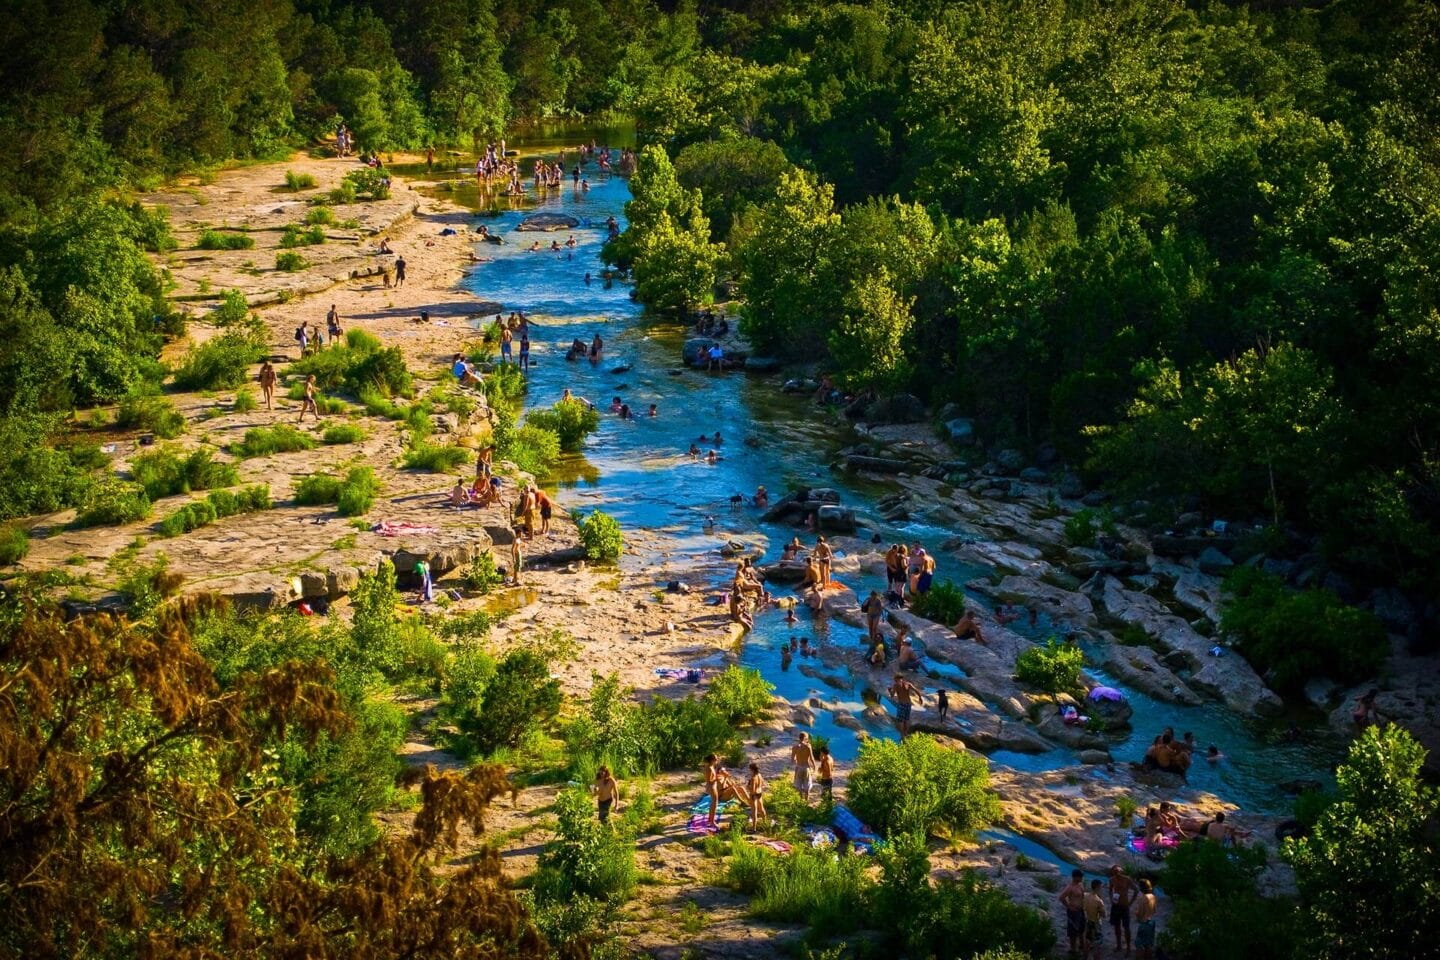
[409,129,1339,816]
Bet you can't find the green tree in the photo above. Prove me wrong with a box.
[633,209,722,316]
[1286,724,1439,960]
[828,269,913,393]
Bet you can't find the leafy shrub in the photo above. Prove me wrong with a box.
[402,441,469,472]
[232,424,316,458]
[197,230,254,250]
[1064,507,1117,547]
[124,199,178,252]
[156,484,272,537]
[172,332,264,390]
[0,524,29,565]
[343,167,390,201]
[348,560,446,681]
[207,288,253,327]
[322,423,365,444]
[275,251,308,271]
[442,648,562,755]
[847,734,1000,838]
[481,362,527,403]
[304,207,335,226]
[73,477,151,528]
[284,170,318,191]
[293,472,342,505]
[357,387,405,419]
[1158,839,1294,960]
[280,223,327,248]
[463,550,502,594]
[116,384,186,438]
[534,787,637,904]
[637,696,740,770]
[1292,789,1335,830]
[526,398,600,452]
[0,418,106,520]
[577,510,623,563]
[724,837,870,939]
[910,580,968,625]
[336,466,380,516]
[704,665,774,725]
[1014,638,1084,693]
[907,871,1056,960]
[508,424,562,476]
[345,329,383,352]
[327,179,357,205]
[1221,567,1386,692]
[345,346,412,397]
[232,386,257,413]
[130,445,238,500]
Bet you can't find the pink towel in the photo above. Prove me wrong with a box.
[372,520,440,537]
[687,816,725,835]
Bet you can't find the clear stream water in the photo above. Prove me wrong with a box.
[394,123,1339,818]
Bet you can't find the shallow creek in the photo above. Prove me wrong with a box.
[396,124,1338,818]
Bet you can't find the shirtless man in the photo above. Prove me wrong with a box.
[791,732,816,801]
[781,537,802,562]
[896,637,921,671]
[500,323,513,363]
[1108,865,1136,954]
[888,672,922,737]
[258,361,277,411]
[728,589,753,631]
[1133,879,1158,959]
[449,478,470,507]
[952,608,987,644]
[813,536,833,588]
[1059,869,1087,956]
[593,765,621,825]
[1202,811,1249,846]
[1083,879,1106,960]
[297,374,321,422]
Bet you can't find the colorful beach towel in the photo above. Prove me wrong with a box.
[687,815,727,835]
[688,797,740,816]
[1126,835,1180,858]
[655,667,704,683]
[372,520,439,537]
[806,827,838,849]
[747,838,793,855]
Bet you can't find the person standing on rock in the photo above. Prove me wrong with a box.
[1083,879,1106,960]
[1108,865,1136,954]
[888,673,922,737]
[703,754,722,827]
[258,361,277,411]
[500,322,513,363]
[861,589,885,642]
[791,733,816,801]
[394,254,407,288]
[1059,869,1087,956]
[1133,879,1158,959]
[813,536,833,588]
[937,688,950,722]
[297,374,321,423]
[508,530,523,586]
[746,763,767,831]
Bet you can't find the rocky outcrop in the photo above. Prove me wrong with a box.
[391,531,494,584]
[515,213,579,231]
[980,574,1098,629]
[1091,576,1282,715]
[1093,642,1202,705]
[844,454,910,474]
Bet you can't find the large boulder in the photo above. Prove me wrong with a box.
[744,356,781,373]
[945,418,976,445]
[845,454,909,474]
[1058,473,1086,499]
[866,393,926,424]
[1197,547,1234,575]
[1368,587,1417,634]
[515,213,579,232]
[994,449,1027,474]
[984,574,1097,629]
[816,504,858,533]
[682,338,717,367]
[1092,576,1282,715]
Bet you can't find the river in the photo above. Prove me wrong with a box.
[392,123,1339,817]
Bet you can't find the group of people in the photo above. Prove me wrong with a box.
[565,333,604,363]
[1139,727,1219,779]
[690,733,837,832]
[1058,866,1159,959]
[882,542,937,604]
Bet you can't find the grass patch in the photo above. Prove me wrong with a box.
[197,229,254,250]
[275,251,308,272]
[232,386,258,413]
[172,333,265,391]
[284,170,318,191]
[232,424,317,458]
[402,441,470,473]
[72,478,152,528]
[0,525,29,565]
[322,423,366,445]
[293,466,380,516]
[156,485,271,537]
[130,445,238,500]
[304,207,335,226]
[280,223,327,248]
[116,385,186,439]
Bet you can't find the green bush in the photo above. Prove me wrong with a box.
[304,207,335,226]
[637,695,740,770]
[275,251,308,272]
[293,472,342,505]
[481,362,527,403]
[197,229,254,250]
[577,510,622,563]
[0,525,29,565]
[847,734,1000,838]
[172,332,264,390]
[130,445,238,500]
[207,289,253,328]
[0,418,106,520]
[441,648,562,755]
[1221,567,1387,692]
[72,477,151,528]
[343,167,390,201]
[348,561,445,682]
[357,387,405,419]
[704,665,775,725]
[280,223,327,248]
[336,466,380,516]
[284,170,318,191]
[327,179,357,205]
[534,787,637,904]
[1014,638,1084,693]
[526,398,600,452]
[463,550,503,594]
[116,384,186,438]
[232,424,317,458]
[345,346,412,397]
[507,424,561,476]
[402,441,469,472]
[907,871,1056,960]
[1158,840,1294,960]
[910,580,968,625]
[321,423,365,445]
[232,386,257,413]
[156,484,271,537]
[1064,507,1117,547]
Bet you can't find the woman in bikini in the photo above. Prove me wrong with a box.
[746,763,767,830]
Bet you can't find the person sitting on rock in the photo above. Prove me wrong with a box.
[952,609,987,644]
[449,478,471,507]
